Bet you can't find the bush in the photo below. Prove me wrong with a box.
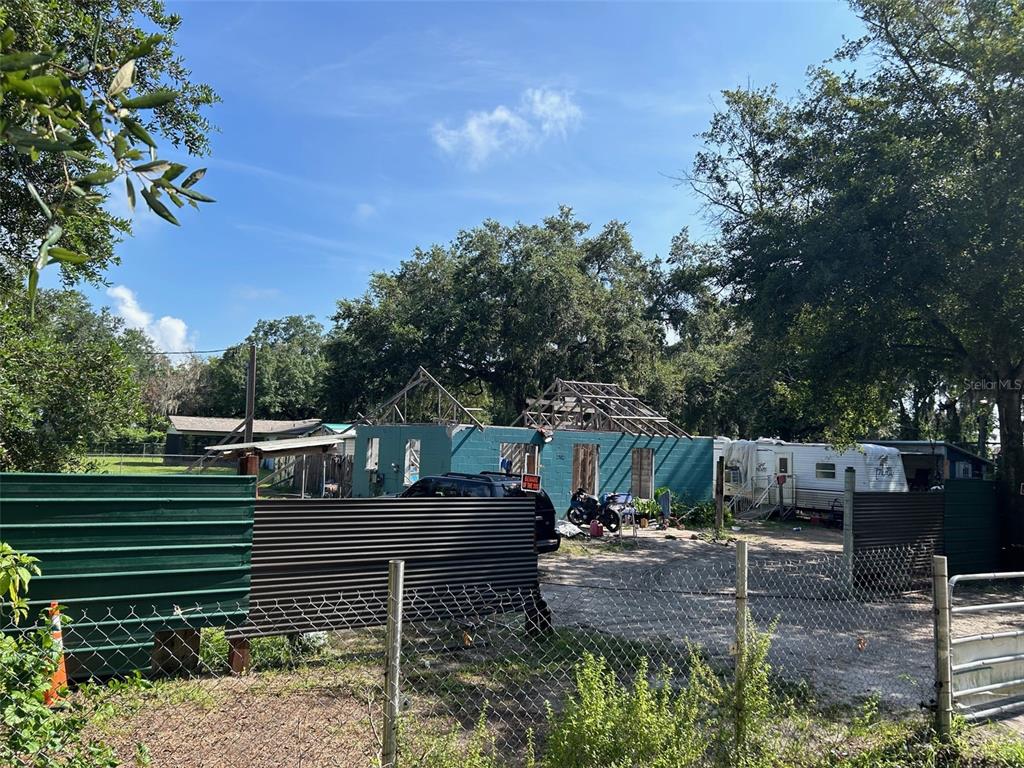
[396,707,517,768]
[1,543,120,767]
[542,651,718,768]
[543,619,782,768]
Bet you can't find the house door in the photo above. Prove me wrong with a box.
[775,451,794,506]
[572,444,599,495]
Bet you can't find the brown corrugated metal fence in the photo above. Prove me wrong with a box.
[852,491,944,573]
[236,496,538,637]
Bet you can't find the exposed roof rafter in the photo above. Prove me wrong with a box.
[513,379,691,438]
[358,367,485,430]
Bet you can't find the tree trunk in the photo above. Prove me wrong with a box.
[995,383,1024,564]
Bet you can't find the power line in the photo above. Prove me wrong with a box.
[148,348,231,356]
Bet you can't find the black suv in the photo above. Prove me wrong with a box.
[400,471,560,554]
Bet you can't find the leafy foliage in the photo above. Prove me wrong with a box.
[395,708,510,768]
[543,622,782,768]
[326,208,668,424]
[202,315,328,420]
[542,652,717,768]
[0,1,216,300]
[687,0,1024,484]
[0,290,144,471]
[0,543,119,767]
[0,544,40,625]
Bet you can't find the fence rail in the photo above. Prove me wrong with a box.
[944,568,1024,724]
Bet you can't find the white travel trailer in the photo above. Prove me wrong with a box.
[720,438,909,516]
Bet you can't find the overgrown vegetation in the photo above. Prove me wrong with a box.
[0,544,123,767]
[398,622,1024,768]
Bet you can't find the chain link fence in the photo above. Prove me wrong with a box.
[3,542,940,767]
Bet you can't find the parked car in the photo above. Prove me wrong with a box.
[400,471,560,554]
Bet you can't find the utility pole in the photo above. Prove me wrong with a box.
[237,344,259,480]
[244,344,256,443]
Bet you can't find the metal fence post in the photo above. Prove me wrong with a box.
[715,456,725,539]
[843,468,855,582]
[733,540,750,762]
[932,555,953,739]
[382,559,406,768]
[735,540,749,660]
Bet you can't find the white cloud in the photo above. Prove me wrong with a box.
[354,202,377,220]
[522,88,583,138]
[432,88,582,168]
[107,285,193,353]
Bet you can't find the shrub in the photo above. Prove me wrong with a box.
[542,651,720,768]
[396,707,512,768]
[0,543,120,767]
[543,619,783,768]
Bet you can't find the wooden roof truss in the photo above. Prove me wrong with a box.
[514,379,691,438]
[358,367,485,430]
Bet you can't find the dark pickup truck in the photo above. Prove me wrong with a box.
[400,471,561,554]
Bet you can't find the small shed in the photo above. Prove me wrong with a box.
[205,434,352,498]
[871,440,994,490]
[165,415,321,456]
[350,369,712,513]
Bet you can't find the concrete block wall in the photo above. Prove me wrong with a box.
[351,424,452,496]
[450,424,713,514]
[351,423,712,510]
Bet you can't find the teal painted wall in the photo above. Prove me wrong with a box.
[353,424,713,512]
[352,424,453,496]
[449,426,713,513]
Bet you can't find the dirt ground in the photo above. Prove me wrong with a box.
[94,670,382,768]
[540,523,937,711]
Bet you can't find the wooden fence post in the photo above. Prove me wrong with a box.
[932,555,953,739]
[382,559,406,768]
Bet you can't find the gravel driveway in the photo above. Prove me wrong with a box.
[539,524,936,711]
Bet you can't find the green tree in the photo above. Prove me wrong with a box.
[0,290,143,470]
[325,208,667,423]
[204,315,327,420]
[687,0,1024,497]
[0,0,216,298]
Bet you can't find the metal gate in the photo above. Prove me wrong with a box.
[947,570,1024,721]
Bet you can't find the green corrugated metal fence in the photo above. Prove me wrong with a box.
[943,479,999,574]
[0,473,255,676]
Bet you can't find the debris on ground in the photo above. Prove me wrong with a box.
[556,519,586,539]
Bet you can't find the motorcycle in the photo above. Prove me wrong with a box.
[567,487,622,533]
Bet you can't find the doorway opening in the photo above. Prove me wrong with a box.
[572,444,599,495]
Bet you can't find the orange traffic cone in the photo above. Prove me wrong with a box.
[44,601,68,706]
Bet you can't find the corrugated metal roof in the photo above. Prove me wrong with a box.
[321,423,355,434]
[872,440,994,466]
[205,434,345,456]
[167,415,320,436]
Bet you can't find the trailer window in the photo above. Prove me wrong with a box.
[815,462,836,479]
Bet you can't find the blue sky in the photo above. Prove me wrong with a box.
[71,1,864,352]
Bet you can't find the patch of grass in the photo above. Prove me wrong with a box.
[553,537,642,558]
[85,455,237,476]
[198,628,330,673]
